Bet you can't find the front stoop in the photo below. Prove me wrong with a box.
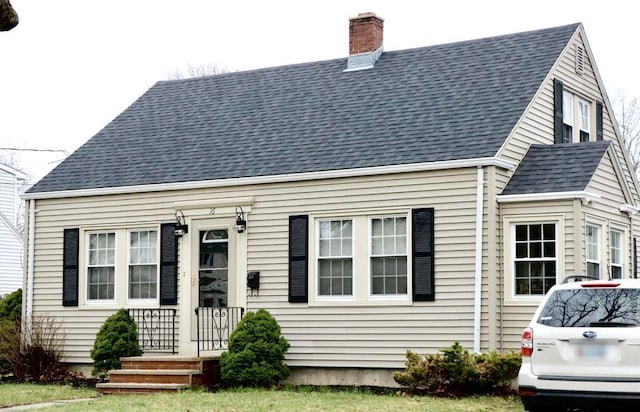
[96,355,221,395]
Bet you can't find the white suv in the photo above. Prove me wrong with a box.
[518,277,640,411]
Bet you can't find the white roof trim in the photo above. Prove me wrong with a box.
[23,156,515,200]
[620,204,640,216]
[0,211,23,244]
[497,191,601,205]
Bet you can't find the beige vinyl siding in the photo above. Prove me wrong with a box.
[499,200,574,350]
[498,30,639,205]
[583,152,635,279]
[31,168,483,367]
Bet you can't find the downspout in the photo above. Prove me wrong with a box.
[473,166,484,353]
[26,199,35,327]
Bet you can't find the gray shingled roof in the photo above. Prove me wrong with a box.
[28,23,580,193]
[501,141,610,195]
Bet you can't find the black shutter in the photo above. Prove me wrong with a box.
[553,78,564,144]
[412,208,435,301]
[596,101,604,141]
[62,228,80,307]
[160,223,178,305]
[288,215,308,303]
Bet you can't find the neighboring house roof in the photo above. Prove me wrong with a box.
[0,164,27,181]
[28,23,580,194]
[501,141,611,195]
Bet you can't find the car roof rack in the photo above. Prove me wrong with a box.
[562,275,600,284]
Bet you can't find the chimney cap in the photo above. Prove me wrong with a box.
[349,12,384,22]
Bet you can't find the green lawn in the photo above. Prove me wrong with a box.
[0,383,97,408]
[0,385,523,412]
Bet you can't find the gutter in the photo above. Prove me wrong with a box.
[26,199,35,335]
[473,166,483,353]
[497,191,601,205]
[23,157,515,200]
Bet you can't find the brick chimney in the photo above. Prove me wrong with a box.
[349,12,384,55]
[346,12,384,71]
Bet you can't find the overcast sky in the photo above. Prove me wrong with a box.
[2,0,640,183]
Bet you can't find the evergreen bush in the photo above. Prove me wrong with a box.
[90,309,142,378]
[220,309,290,387]
[0,288,22,323]
[393,341,521,396]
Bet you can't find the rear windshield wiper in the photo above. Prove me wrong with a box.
[588,321,637,327]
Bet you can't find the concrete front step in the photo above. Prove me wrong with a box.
[96,382,190,394]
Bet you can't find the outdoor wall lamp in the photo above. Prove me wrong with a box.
[234,206,247,233]
[174,210,188,236]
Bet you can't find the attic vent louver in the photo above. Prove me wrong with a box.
[345,12,384,72]
[575,43,584,75]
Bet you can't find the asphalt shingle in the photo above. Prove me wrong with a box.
[28,23,580,193]
[501,141,611,195]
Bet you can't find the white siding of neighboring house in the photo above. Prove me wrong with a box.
[0,167,23,296]
[29,168,485,367]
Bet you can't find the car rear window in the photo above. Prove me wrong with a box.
[537,288,640,327]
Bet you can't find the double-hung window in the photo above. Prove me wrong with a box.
[610,229,623,279]
[562,91,574,143]
[578,98,591,142]
[87,232,116,301]
[128,229,158,300]
[514,223,557,296]
[317,219,353,297]
[586,224,601,277]
[370,216,407,296]
[562,90,592,143]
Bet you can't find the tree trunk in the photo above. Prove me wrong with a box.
[0,0,19,31]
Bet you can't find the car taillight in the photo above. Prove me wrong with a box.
[521,327,533,357]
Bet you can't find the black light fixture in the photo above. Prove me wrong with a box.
[234,206,247,233]
[174,210,188,236]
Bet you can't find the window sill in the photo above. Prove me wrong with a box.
[503,296,544,307]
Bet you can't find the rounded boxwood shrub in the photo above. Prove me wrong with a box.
[220,308,290,387]
[90,309,142,378]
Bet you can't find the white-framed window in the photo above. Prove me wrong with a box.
[578,98,590,142]
[562,90,592,143]
[513,223,557,296]
[128,229,158,300]
[562,91,574,143]
[317,219,353,297]
[310,211,412,305]
[610,229,623,279]
[370,216,407,296]
[87,231,116,301]
[586,224,601,278]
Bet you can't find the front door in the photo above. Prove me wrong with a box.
[189,217,239,341]
[198,228,229,307]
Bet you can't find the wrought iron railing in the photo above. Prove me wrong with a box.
[128,308,177,353]
[195,306,244,356]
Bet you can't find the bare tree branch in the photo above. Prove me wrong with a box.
[612,90,640,178]
[167,64,231,80]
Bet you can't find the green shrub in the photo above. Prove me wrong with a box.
[220,309,290,387]
[0,288,22,323]
[393,342,521,396]
[0,289,23,376]
[90,309,142,378]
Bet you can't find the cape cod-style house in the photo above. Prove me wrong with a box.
[22,13,640,389]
